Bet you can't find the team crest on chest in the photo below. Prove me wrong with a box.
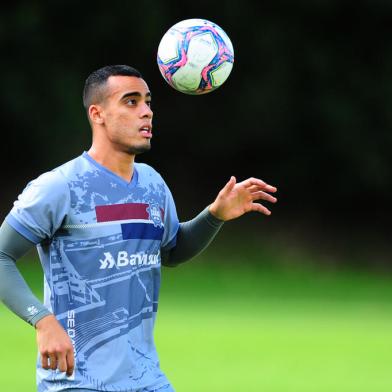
[147,203,163,228]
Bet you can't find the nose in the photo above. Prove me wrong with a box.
[140,102,153,119]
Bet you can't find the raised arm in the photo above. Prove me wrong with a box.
[162,176,277,266]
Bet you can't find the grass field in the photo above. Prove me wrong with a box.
[1,244,392,391]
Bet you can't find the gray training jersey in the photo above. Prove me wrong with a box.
[6,152,179,392]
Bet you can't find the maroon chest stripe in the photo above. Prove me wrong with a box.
[95,203,149,222]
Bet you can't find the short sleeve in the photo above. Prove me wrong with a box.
[161,182,179,251]
[6,171,70,244]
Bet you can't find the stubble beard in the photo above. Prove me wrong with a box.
[126,142,151,155]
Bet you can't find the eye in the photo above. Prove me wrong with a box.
[125,98,137,106]
[146,100,152,107]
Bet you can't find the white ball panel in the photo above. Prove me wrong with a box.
[172,68,202,92]
[210,62,233,87]
[187,32,218,67]
[158,31,180,63]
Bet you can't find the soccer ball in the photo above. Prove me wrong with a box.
[157,19,234,95]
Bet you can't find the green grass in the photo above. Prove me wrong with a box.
[1,247,392,391]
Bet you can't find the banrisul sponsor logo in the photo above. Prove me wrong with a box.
[99,251,160,269]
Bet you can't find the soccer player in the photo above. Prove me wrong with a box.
[0,65,277,392]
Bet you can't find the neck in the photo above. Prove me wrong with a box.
[87,145,135,183]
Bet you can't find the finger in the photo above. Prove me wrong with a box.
[248,185,278,195]
[41,353,50,370]
[244,178,277,192]
[49,354,57,370]
[66,350,75,377]
[222,176,236,195]
[251,203,272,216]
[251,191,277,203]
[264,184,277,193]
[243,177,266,188]
[57,353,67,373]
[248,185,263,192]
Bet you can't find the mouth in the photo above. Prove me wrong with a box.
[139,125,152,139]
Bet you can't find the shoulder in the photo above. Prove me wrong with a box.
[52,154,89,181]
[14,170,69,212]
[135,162,165,183]
[28,170,68,193]
[21,155,85,200]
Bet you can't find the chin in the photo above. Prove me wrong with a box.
[127,143,151,155]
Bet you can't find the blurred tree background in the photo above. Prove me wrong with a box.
[0,0,391,269]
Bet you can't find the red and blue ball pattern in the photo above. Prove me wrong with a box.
[157,19,234,95]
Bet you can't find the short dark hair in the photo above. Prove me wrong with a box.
[83,65,142,110]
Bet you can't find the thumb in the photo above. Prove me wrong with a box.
[222,176,236,194]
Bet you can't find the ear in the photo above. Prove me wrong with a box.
[88,104,105,125]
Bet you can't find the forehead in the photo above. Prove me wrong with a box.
[106,75,150,99]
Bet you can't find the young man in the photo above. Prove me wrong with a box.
[0,65,277,392]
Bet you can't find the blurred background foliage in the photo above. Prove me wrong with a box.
[0,0,391,268]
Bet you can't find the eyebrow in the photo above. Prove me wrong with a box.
[120,91,152,100]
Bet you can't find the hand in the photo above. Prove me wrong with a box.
[35,314,75,376]
[209,176,277,221]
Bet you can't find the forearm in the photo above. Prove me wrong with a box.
[162,206,224,267]
[0,222,51,326]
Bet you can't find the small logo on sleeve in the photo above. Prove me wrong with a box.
[27,305,39,316]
